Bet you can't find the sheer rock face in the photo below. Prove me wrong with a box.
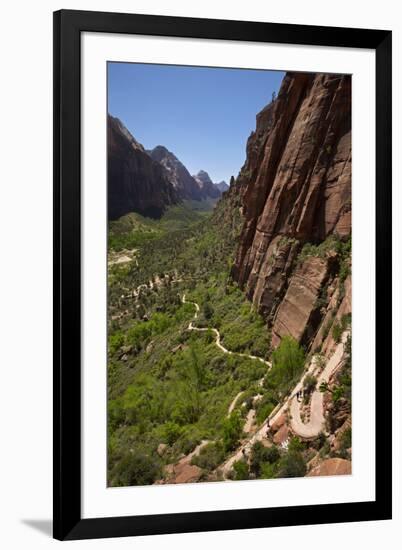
[232,72,351,346]
[271,255,332,348]
[108,116,178,220]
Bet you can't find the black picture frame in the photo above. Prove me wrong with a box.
[53,9,392,541]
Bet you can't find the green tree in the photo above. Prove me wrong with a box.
[222,412,243,452]
[278,438,306,478]
[332,321,342,343]
[279,451,306,478]
[250,441,280,476]
[203,301,214,320]
[232,459,249,480]
[270,336,305,394]
[303,374,317,394]
[112,449,161,486]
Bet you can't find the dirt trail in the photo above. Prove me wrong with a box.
[227,391,244,417]
[128,273,183,299]
[290,331,349,438]
[219,331,350,477]
[182,294,272,440]
[182,294,271,367]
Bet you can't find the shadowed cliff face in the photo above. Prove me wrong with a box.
[231,72,351,348]
[193,170,222,199]
[148,146,204,201]
[108,116,179,220]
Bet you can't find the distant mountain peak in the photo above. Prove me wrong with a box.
[194,170,213,184]
[149,147,207,201]
[193,170,220,199]
[215,180,229,193]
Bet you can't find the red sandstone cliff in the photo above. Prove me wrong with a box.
[231,72,351,349]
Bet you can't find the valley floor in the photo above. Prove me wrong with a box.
[107,201,352,486]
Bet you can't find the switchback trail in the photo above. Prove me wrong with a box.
[289,331,349,438]
[181,294,271,367]
[219,331,350,477]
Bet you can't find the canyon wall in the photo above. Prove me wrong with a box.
[108,116,179,220]
[231,72,351,349]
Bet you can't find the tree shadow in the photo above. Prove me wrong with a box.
[22,519,52,537]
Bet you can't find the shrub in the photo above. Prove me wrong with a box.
[255,398,276,425]
[231,459,249,480]
[341,313,351,329]
[278,449,306,478]
[111,449,161,486]
[250,441,280,476]
[222,412,243,452]
[269,336,305,396]
[303,374,317,394]
[108,331,124,356]
[311,431,327,450]
[340,427,352,450]
[203,301,214,320]
[332,322,342,343]
[191,441,225,471]
[260,462,276,479]
[160,422,183,446]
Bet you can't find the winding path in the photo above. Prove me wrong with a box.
[219,331,350,476]
[182,293,271,440]
[289,331,349,438]
[227,391,244,417]
[181,294,271,367]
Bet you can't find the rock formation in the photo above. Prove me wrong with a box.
[148,145,204,201]
[215,180,229,193]
[193,170,221,199]
[108,115,178,220]
[307,457,351,477]
[231,72,351,349]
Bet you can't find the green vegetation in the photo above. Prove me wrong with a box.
[298,234,351,264]
[108,195,351,486]
[191,441,225,470]
[264,336,305,399]
[277,437,307,478]
[250,441,280,477]
[332,321,342,343]
[231,459,249,480]
[222,412,243,452]
[107,199,275,486]
[228,437,308,480]
[303,373,317,395]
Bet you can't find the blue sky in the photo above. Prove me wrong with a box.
[108,63,285,183]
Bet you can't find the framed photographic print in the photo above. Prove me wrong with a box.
[53,9,392,541]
